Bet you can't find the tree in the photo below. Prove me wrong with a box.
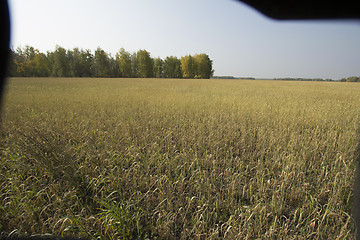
[10,46,50,77]
[193,53,214,79]
[346,76,360,82]
[153,57,163,78]
[131,52,138,78]
[163,56,182,78]
[13,46,36,76]
[109,56,120,78]
[51,45,70,77]
[137,49,153,78]
[68,48,81,77]
[79,49,94,77]
[94,47,111,77]
[32,52,50,77]
[65,48,94,77]
[180,55,195,79]
[7,45,216,79]
[116,48,132,78]
[8,47,27,76]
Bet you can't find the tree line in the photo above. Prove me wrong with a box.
[274,77,360,82]
[212,76,255,80]
[339,76,360,82]
[7,45,214,79]
[273,77,335,82]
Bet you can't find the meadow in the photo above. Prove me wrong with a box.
[1,77,360,239]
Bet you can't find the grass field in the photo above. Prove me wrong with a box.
[1,77,360,239]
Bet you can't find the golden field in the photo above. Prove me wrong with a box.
[1,77,360,239]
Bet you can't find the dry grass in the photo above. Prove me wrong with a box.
[1,77,359,239]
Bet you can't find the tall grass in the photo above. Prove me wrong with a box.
[1,77,359,239]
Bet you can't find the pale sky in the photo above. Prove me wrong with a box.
[8,0,360,79]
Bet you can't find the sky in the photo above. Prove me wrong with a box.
[8,0,360,79]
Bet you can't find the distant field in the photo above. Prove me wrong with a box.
[1,77,360,239]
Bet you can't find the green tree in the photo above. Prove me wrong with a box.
[116,48,132,78]
[193,53,214,79]
[109,56,120,78]
[153,57,163,78]
[68,48,80,77]
[13,46,35,76]
[131,52,138,77]
[68,48,83,77]
[32,52,50,77]
[67,48,94,77]
[180,55,195,79]
[11,46,50,77]
[163,56,182,78]
[94,47,111,78]
[8,45,216,79]
[79,49,94,77]
[346,76,360,82]
[22,46,38,76]
[8,47,27,76]
[137,50,153,78]
[51,45,70,77]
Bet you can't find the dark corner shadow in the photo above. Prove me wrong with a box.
[235,0,360,20]
[0,0,9,114]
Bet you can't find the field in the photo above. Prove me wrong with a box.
[1,77,360,239]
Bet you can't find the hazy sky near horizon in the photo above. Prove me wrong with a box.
[8,0,360,79]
